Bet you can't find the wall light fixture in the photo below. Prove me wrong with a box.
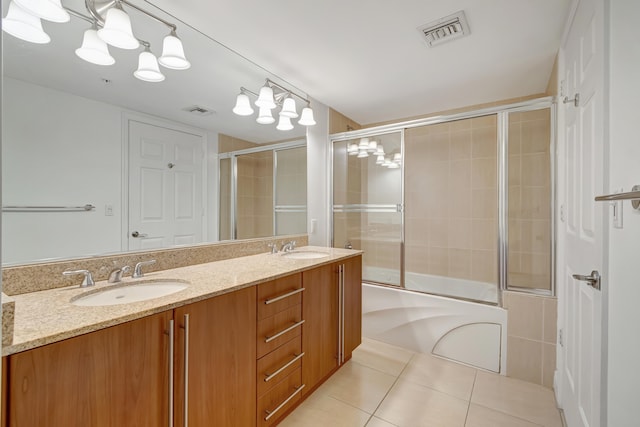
[233,78,316,131]
[2,0,190,83]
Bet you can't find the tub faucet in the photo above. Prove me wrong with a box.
[133,260,156,278]
[62,269,95,288]
[108,266,131,283]
[280,240,296,253]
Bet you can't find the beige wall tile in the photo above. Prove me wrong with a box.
[506,292,543,340]
[472,188,497,219]
[472,127,498,158]
[427,132,450,161]
[472,158,497,189]
[471,250,497,284]
[471,219,496,251]
[448,219,472,249]
[506,336,543,385]
[471,115,497,128]
[521,153,550,187]
[450,131,472,159]
[521,220,551,254]
[428,247,449,276]
[543,298,558,344]
[428,218,449,247]
[521,187,551,220]
[448,248,472,279]
[542,343,557,389]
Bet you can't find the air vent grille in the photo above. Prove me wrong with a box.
[183,105,215,116]
[417,10,470,47]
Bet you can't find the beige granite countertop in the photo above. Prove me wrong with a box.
[3,246,361,357]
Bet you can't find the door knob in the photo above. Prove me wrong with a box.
[572,270,601,291]
[131,231,148,238]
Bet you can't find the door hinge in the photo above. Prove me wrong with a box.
[559,328,563,347]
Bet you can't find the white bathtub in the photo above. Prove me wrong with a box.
[364,266,498,304]
[362,283,507,373]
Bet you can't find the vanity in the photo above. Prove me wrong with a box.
[0,246,362,427]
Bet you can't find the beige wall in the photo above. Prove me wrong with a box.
[504,291,557,388]
[236,151,274,240]
[329,108,362,134]
[507,109,552,290]
[404,116,498,284]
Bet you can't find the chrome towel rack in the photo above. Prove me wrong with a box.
[2,204,96,212]
[595,185,640,210]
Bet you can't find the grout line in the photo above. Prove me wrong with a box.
[471,403,546,427]
[463,370,478,426]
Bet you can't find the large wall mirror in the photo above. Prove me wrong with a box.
[1,0,308,266]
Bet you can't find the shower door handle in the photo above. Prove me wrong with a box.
[572,270,601,291]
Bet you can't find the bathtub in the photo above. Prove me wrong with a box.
[362,283,507,373]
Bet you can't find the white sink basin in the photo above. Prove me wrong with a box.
[281,251,329,260]
[72,281,188,307]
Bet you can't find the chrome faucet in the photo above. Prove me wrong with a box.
[108,265,131,283]
[133,260,156,278]
[280,240,296,253]
[267,243,279,254]
[62,269,95,288]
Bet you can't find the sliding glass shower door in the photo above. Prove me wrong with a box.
[332,132,403,286]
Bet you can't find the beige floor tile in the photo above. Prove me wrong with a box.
[399,352,477,400]
[278,392,370,427]
[471,371,562,427]
[366,416,399,427]
[320,360,398,414]
[353,338,415,376]
[374,379,468,427]
[465,403,543,427]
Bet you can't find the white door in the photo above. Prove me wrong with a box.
[128,120,204,250]
[558,0,604,425]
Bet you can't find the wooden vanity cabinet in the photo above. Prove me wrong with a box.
[5,287,256,427]
[301,255,362,397]
[174,286,256,427]
[7,311,173,427]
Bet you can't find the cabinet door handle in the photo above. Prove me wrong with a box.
[264,287,305,305]
[264,384,306,421]
[167,319,175,427]
[264,353,305,382]
[265,320,305,343]
[338,264,345,364]
[181,314,190,427]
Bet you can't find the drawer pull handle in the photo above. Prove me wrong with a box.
[264,353,305,382]
[264,384,306,421]
[265,320,305,343]
[265,288,305,305]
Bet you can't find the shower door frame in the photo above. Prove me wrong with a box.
[218,139,306,240]
[329,96,556,302]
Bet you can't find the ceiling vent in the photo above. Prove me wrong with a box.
[417,10,470,47]
[183,105,215,116]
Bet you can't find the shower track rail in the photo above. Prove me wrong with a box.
[333,204,402,213]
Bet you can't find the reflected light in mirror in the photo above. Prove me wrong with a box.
[75,24,115,66]
[97,3,139,50]
[276,115,293,131]
[298,106,316,126]
[159,30,191,70]
[134,47,165,82]
[15,0,69,23]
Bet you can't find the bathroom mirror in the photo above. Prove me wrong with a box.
[1,0,308,266]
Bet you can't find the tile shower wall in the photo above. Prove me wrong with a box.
[503,291,557,388]
[404,116,498,284]
[236,151,273,240]
[507,109,552,290]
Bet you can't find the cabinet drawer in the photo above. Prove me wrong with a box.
[257,336,303,398]
[257,367,303,427]
[257,304,303,358]
[257,274,303,320]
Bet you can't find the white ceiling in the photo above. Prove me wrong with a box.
[149,0,573,125]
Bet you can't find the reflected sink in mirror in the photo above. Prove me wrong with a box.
[71,281,188,307]
[281,251,329,260]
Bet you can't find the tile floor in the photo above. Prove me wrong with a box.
[279,338,563,427]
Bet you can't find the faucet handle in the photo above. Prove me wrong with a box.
[267,243,278,254]
[133,260,156,278]
[63,269,95,288]
[108,265,131,283]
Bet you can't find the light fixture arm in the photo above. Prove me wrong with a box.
[265,78,311,105]
[85,0,177,32]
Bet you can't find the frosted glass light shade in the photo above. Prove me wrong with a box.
[158,32,190,70]
[280,96,298,118]
[367,140,378,153]
[376,154,385,165]
[393,152,402,164]
[233,92,254,116]
[347,143,359,156]
[98,6,139,50]
[134,50,165,82]
[75,27,115,66]
[298,107,316,126]
[2,2,50,44]
[375,146,385,156]
[276,115,294,131]
[357,151,369,158]
[358,138,369,150]
[15,0,69,23]
[256,106,275,124]
[255,84,276,109]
